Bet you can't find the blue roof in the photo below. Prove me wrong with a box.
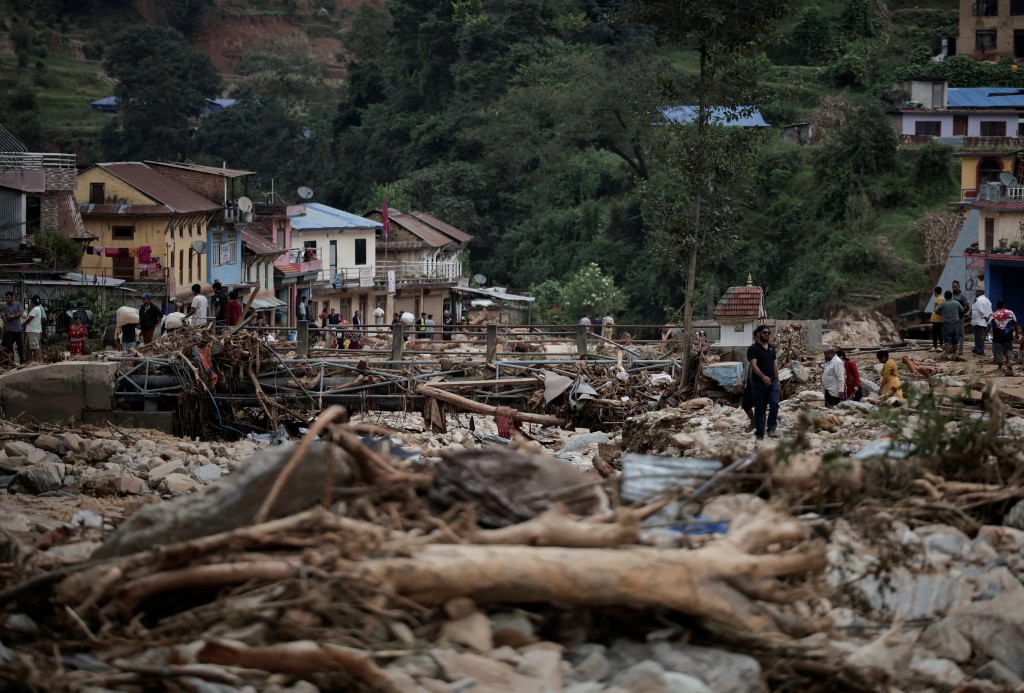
[206,98,238,108]
[657,105,769,128]
[947,88,1024,108]
[92,96,118,106]
[291,203,382,231]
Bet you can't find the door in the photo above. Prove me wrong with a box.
[953,116,968,136]
[112,255,135,280]
[985,218,995,250]
[330,240,338,281]
[1015,29,1024,58]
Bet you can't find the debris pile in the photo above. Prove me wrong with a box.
[2,343,1024,692]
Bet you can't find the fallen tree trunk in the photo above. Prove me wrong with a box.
[360,512,826,636]
[416,384,565,427]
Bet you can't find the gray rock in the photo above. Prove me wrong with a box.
[1005,499,1024,531]
[70,509,104,529]
[565,683,605,693]
[39,452,62,467]
[572,651,611,683]
[0,456,29,474]
[160,473,199,495]
[0,527,20,563]
[148,459,187,484]
[662,672,714,693]
[193,463,223,485]
[8,464,62,495]
[940,592,1024,677]
[389,654,440,680]
[34,434,61,452]
[516,648,562,690]
[62,432,85,453]
[610,661,668,693]
[974,659,1024,686]
[920,619,973,662]
[4,441,36,458]
[650,642,760,693]
[558,432,612,455]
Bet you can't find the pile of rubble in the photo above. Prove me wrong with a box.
[3,344,1024,692]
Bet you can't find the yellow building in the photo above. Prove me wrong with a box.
[76,163,221,296]
[957,0,1024,60]
[954,141,1022,201]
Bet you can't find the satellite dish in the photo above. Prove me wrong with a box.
[237,196,253,213]
[1000,172,1017,187]
[191,240,208,254]
[473,274,487,286]
[298,186,314,200]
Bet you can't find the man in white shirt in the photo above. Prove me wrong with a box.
[971,287,993,356]
[22,295,44,362]
[186,283,209,326]
[822,345,845,408]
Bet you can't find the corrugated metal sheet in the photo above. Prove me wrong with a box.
[947,88,1024,109]
[291,203,382,231]
[390,211,456,248]
[57,192,95,240]
[145,161,255,178]
[93,163,222,214]
[0,187,22,250]
[408,211,473,243]
[454,287,535,303]
[241,227,285,256]
[657,106,769,128]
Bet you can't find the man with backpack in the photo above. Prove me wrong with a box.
[988,300,1017,375]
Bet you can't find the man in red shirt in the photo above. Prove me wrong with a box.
[225,289,243,328]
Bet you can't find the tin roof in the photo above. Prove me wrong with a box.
[57,191,95,240]
[291,203,382,232]
[86,163,222,214]
[145,161,255,178]
[947,88,1024,109]
[713,285,765,322]
[965,199,1024,210]
[656,106,769,128]
[408,211,474,243]
[241,227,285,256]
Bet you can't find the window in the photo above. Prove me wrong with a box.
[985,218,995,249]
[1013,0,1024,14]
[89,183,104,204]
[914,121,942,137]
[112,226,134,240]
[980,121,1007,136]
[974,0,998,15]
[179,249,184,286]
[212,232,237,267]
[977,30,997,52]
[931,82,943,108]
[355,238,367,265]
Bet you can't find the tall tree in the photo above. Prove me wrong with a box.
[100,25,221,161]
[630,0,790,388]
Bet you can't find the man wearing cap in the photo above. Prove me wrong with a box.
[138,293,163,344]
[970,287,993,356]
[822,346,846,408]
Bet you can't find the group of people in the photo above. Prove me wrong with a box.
[929,283,1019,372]
[1,292,46,364]
[580,312,615,339]
[741,324,907,441]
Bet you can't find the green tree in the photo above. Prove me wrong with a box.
[560,263,626,319]
[100,25,221,160]
[630,0,790,388]
[34,229,84,269]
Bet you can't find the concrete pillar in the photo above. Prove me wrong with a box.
[577,325,589,359]
[297,320,308,357]
[391,323,404,361]
[807,319,823,350]
[486,324,498,363]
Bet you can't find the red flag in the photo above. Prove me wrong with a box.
[382,188,389,240]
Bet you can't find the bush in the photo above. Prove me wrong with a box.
[33,229,84,269]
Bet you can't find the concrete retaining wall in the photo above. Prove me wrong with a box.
[0,362,117,423]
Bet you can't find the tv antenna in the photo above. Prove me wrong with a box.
[298,186,314,200]
[1000,172,1017,187]
[237,196,253,213]
[473,274,487,286]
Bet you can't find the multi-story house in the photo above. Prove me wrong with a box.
[886,80,1024,140]
[76,163,221,303]
[363,207,472,320]
[0,124,91,253]
[957,0,1024,60]
[292,203,382,323]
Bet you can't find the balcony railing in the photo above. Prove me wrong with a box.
[0,152,76,170]
[317,258,464,289]
[274,247,323,275]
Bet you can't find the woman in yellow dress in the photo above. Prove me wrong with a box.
[877,349,904,401]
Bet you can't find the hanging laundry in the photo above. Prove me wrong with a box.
[127,247,138,258]
[94,247,105,257]
[138,246,152,264]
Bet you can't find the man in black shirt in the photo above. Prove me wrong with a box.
[138,293,163,344]
[746,324,780,440]
[211,281,228,328]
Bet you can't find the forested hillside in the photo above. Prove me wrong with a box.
[0,0,1006,323]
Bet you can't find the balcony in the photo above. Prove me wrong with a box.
[274,247,323,277]
[0,152,76,170]
[317,258,464,290]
